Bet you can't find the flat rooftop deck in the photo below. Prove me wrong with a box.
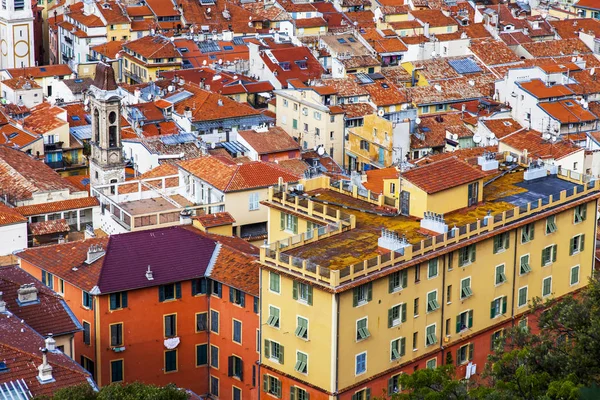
[285,168,584,270]
[119,195,193,215]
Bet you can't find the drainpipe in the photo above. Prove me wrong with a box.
[257,270,263,400]
[207,281,212,396]
[439,254,447,363]
[334,292,340,399]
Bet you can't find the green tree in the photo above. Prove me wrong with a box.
[49,382,189,400]
[394,365,471,400]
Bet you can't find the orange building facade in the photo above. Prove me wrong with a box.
[18,226,260,400]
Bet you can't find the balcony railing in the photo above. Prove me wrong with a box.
[260,170,600,289]
[44,142,63,152]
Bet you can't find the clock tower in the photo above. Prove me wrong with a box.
[88,61,125,188]
[0,0,35,69]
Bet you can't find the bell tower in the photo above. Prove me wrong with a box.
[0,0,35,69]
[88,61,125,188]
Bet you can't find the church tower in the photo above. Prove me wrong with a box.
[88,61,125,188]
[0,0,35,69]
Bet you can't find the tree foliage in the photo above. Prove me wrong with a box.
[46,382,189,400]
[388,277,600,400]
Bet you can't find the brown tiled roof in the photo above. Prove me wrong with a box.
[574,0,600,10]
[123,35,181,59]
[96,0,130,24]
[0,146,82,203]
[1,77,41,90]
[409,9,457,27]
[90,40,126,59]
[209,243,259,296]
[363,80,408,106]
[363,167,399,194]
[238,126,299,155]
[3,65,73,79]
[23,103,67,135]
[17,237,108,292]
[340,103,375,118]
[185,227,259,256]
[469,38,520,66]
[538,99,597,123]
[521,38,592,58]
[402,156,485,194]
[500,129,583,160]
[193,212,236,228]
[117,164,179,194]
[0,203,27,226]
[518,79,574,99]
[0,265,81,336]
[0,124,40,149]
[275,158,310,176]
[481,118,523,139]
[29,219,70,236]
[0,316,92,398]
[550,18,600,39]
[340,55,380,69]
[414,146,498,166]
[294,17,327,28]
[178,156,300,192]
[15,197,99,217]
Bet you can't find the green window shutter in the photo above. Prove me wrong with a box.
[570,238,575,255]
[470,245,476,262]
[230,287,235,303]
[367,283,372,301]
[279,345,284,364]
[159,286,165,302]
[401,303,406,323]
[582,205,587,220]
[353,288,359,307]
[552,245,557,262]
[490,301,495,319]
[293,216,298,234]
[307,286,313,306]
[263,375,268,392]
[530,224,534,240]
[400,337,406,356]
[292,281,298,300]
[121,292,127,308]
[276,380,282,398]
[468,343,474,360]
[388,275,394,293]
[264,339,270,359]
[456,316,461,333]
[468,310,473,328]
[280,213,285,230]
[493,236,499,253]
[502,297,507,314]
[388,308,394,328]
[176,283,181,299]
[504,233,509,249]
[290,387,296,400]
[401,270,408,288]
[541,249,547,266]
[581,234,585,251]
[110,294,117,310]
[387,378,393,395]
[366,388,371,400]
[456,348,461,366]
[191,279,197,295]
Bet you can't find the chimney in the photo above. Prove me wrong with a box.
[17,283,39,304]
[85,244,105,264]
[146,265,154,281]
[377,229,411,252]
[420,211,448,234]
[38,348,54,383]
[45,334,56,352]
[179,208,193,225]
[0,292,6,313]
[217,99,223,106]
[57,235,65,244]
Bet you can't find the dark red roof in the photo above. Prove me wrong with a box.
[402,157,486,194]
[97,226,217,293]
[0,265,81,336]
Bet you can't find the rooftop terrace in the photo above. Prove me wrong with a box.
[259,157,598,289]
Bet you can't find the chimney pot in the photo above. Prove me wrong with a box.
[17,283,38,304]
[0,291,6,313]
[146,265,154,281]
[45,334,56,352]
[38,348,54,383]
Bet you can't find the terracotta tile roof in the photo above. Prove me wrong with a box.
[179,0,257,34]
[340,103,375,118]
[62,103,89,127]
[521,38,592,58]
[275,158,310,176]
[260,46,324,87]
[97,226,216,293]
[144,0,180,16]
[183,226,260,256]
[193,212,236,228]
[117,164,179,194]
[277,0,317,13]
[409,9,458,27]
[29,219,70,236]
[381,67,412,85]
[1,77,41,90]
[460,22,492,39]
[96,0,130,24]
[361,31,408,54]
[344,11,376,28]
[550,18,600,39]
[238,126,299,155]
[178,156,300,192]
[15,197,99,217]
[209,243,259,296]
[538,99,598,123]
[363,79,408,106]
[23,103,67,135]
[66,7,104,28]
[3,65,73,79]
[406,76,489,105]
[0,316,92,398]
[574,0,600,10]
[63,175,90,192]
[130,19,157,31]
[123,35,181,59]
[414,146,498,166]
[313,78,369,97]
[90,40,126,59]
[0,146,82,203]
[481,118,523,139]
[0,202,27,226]
[340,55,380,69]
[363,167,399,194]
[126,5,152,16]
[518,79,574,99]
[0,265,80,336]
[500,129,583,160]
[294,17,327,28]
[17,237,109,292]
[0,124,40,149]
[469,38,520,66]
[402,156,485,194]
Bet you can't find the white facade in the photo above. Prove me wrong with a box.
[0,82,43,108]
[0,0,35,69]
[0,221,27,256]
[403,37,470,62]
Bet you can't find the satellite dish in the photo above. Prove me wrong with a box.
[313,145,318,151]
[591,68,596,76]
[317,146,325,156]
[551,136,557,142]
[218,59,223,65]
[431,51,437,58]
[202,60,207,66]
[543,133,551,140]
[415,117,421,125]
[473,134,482,144]
[377,109,385,117]
[207,7,211,12]
[490,139,498,146]
[84,98,89,105]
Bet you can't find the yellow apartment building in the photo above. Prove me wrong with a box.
[258,154,598,400]
[121,35,182,84]
[346,113,395,170]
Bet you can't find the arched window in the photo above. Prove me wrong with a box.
[94,108,100,143]
[109,126,117,148]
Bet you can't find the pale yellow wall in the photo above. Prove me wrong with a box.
[401,62,427,87]
[55,334,74,358]
[106,23,131,41]
[261,270,335,391]
[384,13,409,23]
[225,189,269,228]
[266,206,317,243]
[346,114,394,168]
[207,224,233,236]
[429,25,458,34]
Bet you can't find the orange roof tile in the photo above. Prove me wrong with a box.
[15,197,99,217]
[518,79,574,99]
[178,156,300,192]
[538,99,597,123]
[363,167,399,194]
[238,126,300,155]
[402,156,485,194]
[193,212,236,228]
[0,124,40,149]
[0,203,27,226]
[4,65,73,79]
[29,219,70,236]
[500,129,583,160]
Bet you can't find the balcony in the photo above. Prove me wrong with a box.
[124,70,143,83]
[63,36,72,45]
[44,141,63,152]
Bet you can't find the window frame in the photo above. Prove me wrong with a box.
[82,291,93,310]
[164,349,178,373]
[210,344,219,369]
[542,276,552,297]
[390,337,405,361]
[267,305,280,328]
[518,286,528,308]
[356,317,370,341]
[426,290,440,313]
[210,309,220,334]
[520,254,532,275]
[571,265,580,286]
[574,204,587,224]
[425,324,437,347]
[295,351,308,374]
[196,343,208,366]
[295,315,309,340]
[249,192,260,211]
[355,352,367,376]
[164,314,177,338]
[545,215,557,234]
[428,258,438,279]
[233,319,242,344]
[460,277,472,299]
[269,272,281,294]
[109,322,123,347]
[110,359,124,383]
[495,264,507,286]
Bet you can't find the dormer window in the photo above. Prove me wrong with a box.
[280,62,291,71]
[296,60,307,70]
